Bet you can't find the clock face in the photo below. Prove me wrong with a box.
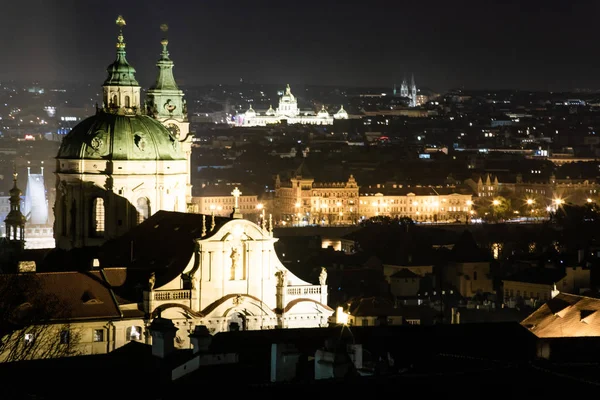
[166,123,180,138]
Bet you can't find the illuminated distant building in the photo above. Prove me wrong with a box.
[397,74,419,107]
[359,184,473,223]
[237,84,348,126]
[274,163,359,225]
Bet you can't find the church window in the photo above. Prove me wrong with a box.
[136,197,151,224]
[112,95,118,107]
[126,326,142,341]
[93,329,104,342]
[124,95,130,108]
[92,197,105,236]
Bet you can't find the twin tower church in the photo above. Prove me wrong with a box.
[0,16,332,360]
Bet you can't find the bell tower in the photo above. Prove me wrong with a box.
[145,24,193,205]
[5,168,25,248]
[103,15,141,114]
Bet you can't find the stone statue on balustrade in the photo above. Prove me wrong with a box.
[276,270,288,287]
[319,267,327,285]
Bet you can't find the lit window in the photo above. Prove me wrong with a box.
[126,326,142,341]
[93,329,104,342]
[92,197,105,236]
[136,197,150,224]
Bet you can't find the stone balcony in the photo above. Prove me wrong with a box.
[148,289,191,302]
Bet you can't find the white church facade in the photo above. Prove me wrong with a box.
[237,84,348,127]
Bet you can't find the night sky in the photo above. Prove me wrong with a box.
[0,0,598,92]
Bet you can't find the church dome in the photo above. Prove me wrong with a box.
[245,106,256,118]
[265,105,275,116]
[334,105,348,119]
[317,105,330,118]
[56,111,185,161]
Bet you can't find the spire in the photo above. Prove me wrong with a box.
[104,15,139,87]
[5,165,26,244]
[149,23,179,91]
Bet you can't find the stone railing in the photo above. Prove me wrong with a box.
[287,285,321,296]
[152,289,191,301]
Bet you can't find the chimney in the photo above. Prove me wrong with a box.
[148,315,179,359]
[189,325,212,354]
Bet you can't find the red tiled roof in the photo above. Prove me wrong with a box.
[0,271,122,322]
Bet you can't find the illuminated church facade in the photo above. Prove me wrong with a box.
[237,84,348,127]
[0,16,332,361]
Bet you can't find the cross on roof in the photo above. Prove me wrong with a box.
[231,187,242,209]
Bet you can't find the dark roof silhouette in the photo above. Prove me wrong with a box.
[504,267,566,285]
[293,160,313,179]
[450,230,492,262]
[99,211,231,299]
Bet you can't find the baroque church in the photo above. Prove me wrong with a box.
[0,16,333,361]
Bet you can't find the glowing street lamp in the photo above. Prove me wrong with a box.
[587,198,593,203]
[492,199,500,206]
[526,199,534,206]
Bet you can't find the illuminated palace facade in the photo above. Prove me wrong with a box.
[274,167,473,225]
[237,84,348,127]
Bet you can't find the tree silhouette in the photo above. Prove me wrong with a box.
[0,274,81,362]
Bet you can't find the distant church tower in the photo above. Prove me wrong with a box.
[410,74,418,107]
[5,168,25,248]
[400,77,409,98]
[145,24,193,205]
[54,16,188,250]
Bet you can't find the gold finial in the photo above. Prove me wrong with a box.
[116,15,126,28]
[160,24,169,47]
[116,15,126,49]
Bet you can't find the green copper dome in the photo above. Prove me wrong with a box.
[57,111,185,161]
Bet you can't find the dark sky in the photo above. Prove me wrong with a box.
[0,0,598,92]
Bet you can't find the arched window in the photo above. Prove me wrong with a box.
[136,197,150,224]
[124,95,130,108]
[112,95,118,107]
[126,326,142,341]
[91,197,105,236]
